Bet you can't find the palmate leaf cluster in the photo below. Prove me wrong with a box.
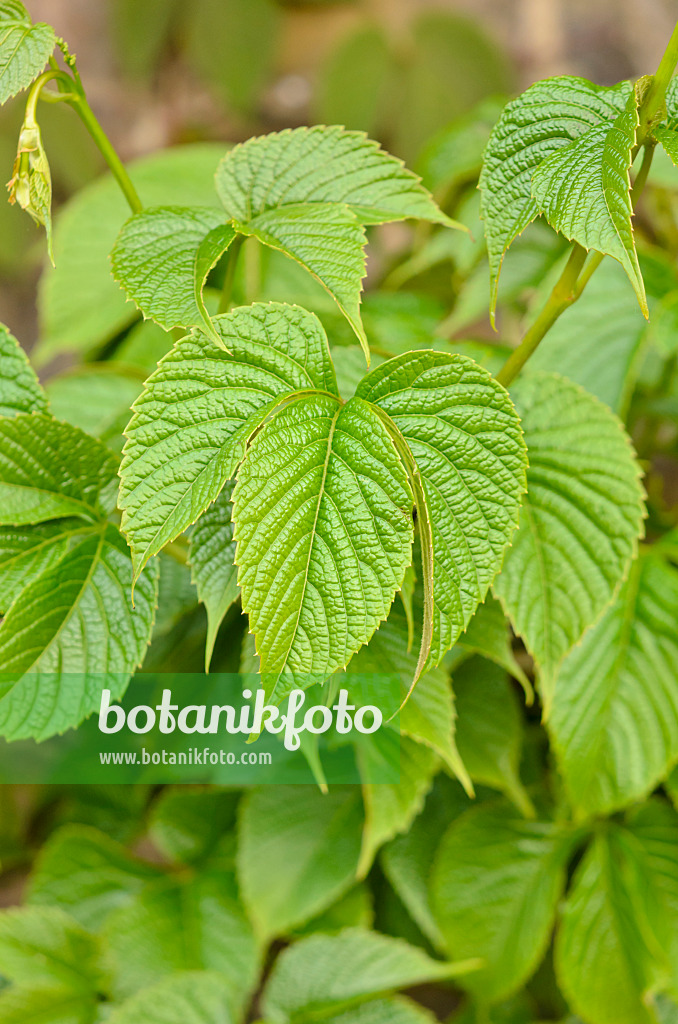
[2,4,678,1022]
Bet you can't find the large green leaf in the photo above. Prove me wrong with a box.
[236,786,363,941]
[322,997,439,1024]
[0,906,104,991]
[261,927,476,1023]
[548,551,678,816]
[0,323,47,416]
[189,485,239,670]
[0,1,55,104]
[356,351,527,676]
[0,524,158,740]
[110,206,235,344]
[0,520,85,614]
[532,89,647,315]
[37,144,225,364]
[0,983,97,1024]
[479,77,630,320]
[431,802,573,1002]
[215,125,454,353]
[103,874,258,1010]
[233,393,414,698]
[45,365,144,449]
[107,972,235,1024]
[0,414,119,525]
[493,372,645,701]
[119,303,338,582]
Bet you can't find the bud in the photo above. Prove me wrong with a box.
[7,116,54,265]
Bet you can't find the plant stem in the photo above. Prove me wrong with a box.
[67,95,142,214]
[219,234,245,313]
[638,18,678,137]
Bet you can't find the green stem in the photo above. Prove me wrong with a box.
[67,94,142,214]
[638,17,678,137]
[219,234,245,313]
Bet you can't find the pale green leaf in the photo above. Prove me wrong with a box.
[233,394,414,699]
[28,824,163,930]
[0,323,46,416]
[0,521,83,613]
[555,830,662,1024]
[548,551,678,817]
[189,485,239,670]
[236,786,363,941]
[455,594,532,699]
[110,206,235,344]
[293,884,373,938]
[431,802,572,1002]
[0,524,158,740]
[356,351,527,676]
[0,906,104,991]
[322,996,438,1024]
[480,77,630,319]
[0,414,119,525]
[148,787,239,865]
[7,118,53,261]
[103,874,258,1010]
[45,365,144,447]
[532,90,647,316]
[493,372,645,702]
[37,144,225,365]
[106,972,235,1024]
[0,984,97,1024]
[453,658,532,816]
[262,927,475,1023]
[119,302,338,582]
[0,1,55,103]
[654,126,678,167]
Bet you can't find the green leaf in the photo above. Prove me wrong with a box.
[45,365,144,448]
[189,485,239,671]
[0,525,158,740]
[28,824,163,930]
[0,1,55,104]
[233,393,414,698]
[110,206,235,345]
[0,984,97,1024]
[455,594,532,699]
[356,351,527,676]
[0,323,46,416]
[237,786,363,941]
[321,996,439,1024]
[119,303,338,582]
[7,116,54,262]
[0,906,104,991]
[532,90,647,316]
[106,972,235,1024]
[0,520,83,613]
[654,126,678,167]
[548,550,678,817]
[0,414,119,525]
[37,144,225,365]
[103,874,258,1009]
[493,372,645,702]
[480,77,631,320]
[431,802,572,1002]
[453,658,532,816]
[555,829,663,1024]
[215,125,455,353]
[148,787,239,864]
[261,927,476,1023]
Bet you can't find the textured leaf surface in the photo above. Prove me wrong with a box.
[110,206,234,343]
[104,874,258,1009]
[107,972,235,1024]
[237,786,363,941]
[234,393,413,696]
[189,485,238,670]
[119,303,338,580]
[262,927,474,1023]
[493,372,645,700]
[0,1,55,103]
[548,551,678,816]
[431,803,571,1002]
[532,90,647,314]
[0,520,82,614]
[0,906,104,991]
[480,77,630,317]
[0,414,119,525]
[356,351,527,674]
[322,997,438,1024]
[0,525,158,740]
[0,322,47,416]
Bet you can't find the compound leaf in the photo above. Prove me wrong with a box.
[0,1,55,104]
[189,484,239,670]
[356,351,527,677]
[107,972,236,1024]
[0,524,158,741]
[493,372,645,703]
[110,206,235,345]
[532,90,647,316]
[119,303,338,582]
[548,550,678,816]
[0,414,119,525]
[480,76,631,320]
[0,323,47,417]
